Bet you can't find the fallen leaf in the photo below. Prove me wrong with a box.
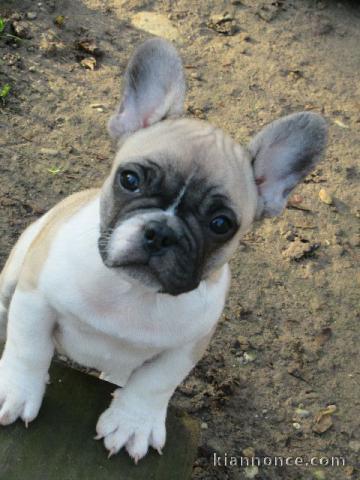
[77,39,102,57]
[282,238,320,261]
[208,13,238,35]
[80,56,96,70]
[334,119,349,129]
[319,188,333,205]
[313,405,336,434]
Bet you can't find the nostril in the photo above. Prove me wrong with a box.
[143,221,177,253]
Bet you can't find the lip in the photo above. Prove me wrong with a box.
[102,258,200,296]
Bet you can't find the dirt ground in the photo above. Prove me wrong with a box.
[0,0,359,479]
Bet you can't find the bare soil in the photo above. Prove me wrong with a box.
[0,1,359,479]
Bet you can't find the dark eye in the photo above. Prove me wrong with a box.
[209,215,233,235]
[119,170,141,192]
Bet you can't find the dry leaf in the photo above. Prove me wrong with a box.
[334,119,349,129]
[319,188,333,205]
[77,39,102,57]
[313,405,336,434]
[80,57,96,70]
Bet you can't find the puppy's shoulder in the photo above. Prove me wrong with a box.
[19,189,100,291]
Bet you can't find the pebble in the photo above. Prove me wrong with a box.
[313,470,326,480]
[200,422,208,430]
[242,446,255,457]
[244,466,259,479]
[292,422,301,430]
[243,351,257,363]
[349,440,360,452]
[319,188,333,205]
[11,20,32,39]
[40,147,59,156]
[26,12,38,20]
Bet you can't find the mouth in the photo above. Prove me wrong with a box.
[101,254,200,296]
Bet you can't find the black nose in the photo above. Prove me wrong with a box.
[143,220,177,254]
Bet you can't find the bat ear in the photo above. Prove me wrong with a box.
[108,38,186,140]
[249,112,328,218]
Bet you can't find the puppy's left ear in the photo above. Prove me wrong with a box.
[249,112,328,218]
[108,38,185,140]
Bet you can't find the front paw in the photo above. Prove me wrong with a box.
[96,389,167,463]
[0,363,46,427]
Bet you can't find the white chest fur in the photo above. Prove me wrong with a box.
[37,198,230,381]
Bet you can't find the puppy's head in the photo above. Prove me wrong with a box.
[99,39,328,295]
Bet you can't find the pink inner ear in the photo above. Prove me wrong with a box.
[255,176,265,194]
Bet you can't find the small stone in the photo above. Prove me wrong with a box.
[244,465,259,479]
[11,20,32,39]
[54,15,65,27]
[313,470,326,480]
[292,422,301,430]
[319,188,333,205]
[295,408,311,418]
[40,148,59,156]
[26,12,38,20]
[191,72,203,81]
[243,351,256,363]
[242,447,255,457]
[349,440,360,452]
[200,422,208,430]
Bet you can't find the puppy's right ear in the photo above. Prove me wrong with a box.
[108,38,185,140]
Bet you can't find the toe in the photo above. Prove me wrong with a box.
[104,427,132,455]
[150,421,166,453]
[126,431,150,463]
[0,397,24,425]
[96,409,118,438]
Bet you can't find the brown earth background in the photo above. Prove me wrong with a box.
[0,1,359,479]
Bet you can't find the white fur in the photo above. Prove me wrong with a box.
[0,196,230,461]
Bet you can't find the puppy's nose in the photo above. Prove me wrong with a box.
[143,220,177,254]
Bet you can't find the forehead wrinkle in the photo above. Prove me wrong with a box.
[166,168,198,215]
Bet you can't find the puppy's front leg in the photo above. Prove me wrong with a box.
[0,288,55,426]
[96,335,211,462]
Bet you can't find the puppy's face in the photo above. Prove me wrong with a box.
[99,119,257,295]
[98,39,327,295]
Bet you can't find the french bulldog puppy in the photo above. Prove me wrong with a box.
[0,38,327,462]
